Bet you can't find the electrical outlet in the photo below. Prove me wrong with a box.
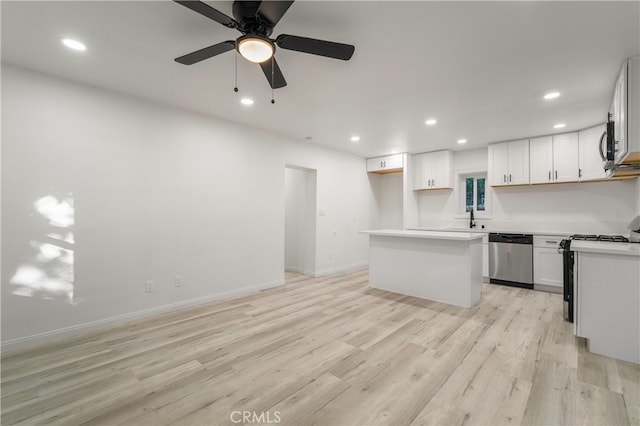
[145,280,153,293]
[615,211,623,222]
[175,275,183,287]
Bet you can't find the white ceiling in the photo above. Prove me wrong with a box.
[2,1,639,158]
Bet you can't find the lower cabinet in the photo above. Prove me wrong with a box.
[533,235,564,291]
[576,250,640,363]
[482,235,488,279]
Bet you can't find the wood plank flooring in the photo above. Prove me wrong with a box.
[2,270,638,425]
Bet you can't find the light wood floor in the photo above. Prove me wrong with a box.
[1,270,638,425]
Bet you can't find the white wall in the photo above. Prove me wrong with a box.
[1,65,372,348]
[418,148,638,234]
[284,167,316,274]
[285,168,305,272]
[368,172,403,229]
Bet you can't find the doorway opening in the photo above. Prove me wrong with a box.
[284,166,317,279]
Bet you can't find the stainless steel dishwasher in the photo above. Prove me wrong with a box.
[489,233,534,289]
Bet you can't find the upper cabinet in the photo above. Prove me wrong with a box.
[413,150,453,190]
[366,154,404,174]
[529,133,579,184]
[529,136,553,183]
[553,133,580,182]
[488,139,529,186]
[579,125,608,181]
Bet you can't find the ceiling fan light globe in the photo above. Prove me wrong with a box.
[238,36,274,63]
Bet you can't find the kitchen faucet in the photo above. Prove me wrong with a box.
[469,209,476,229]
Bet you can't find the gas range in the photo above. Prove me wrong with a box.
[570,234,630,242]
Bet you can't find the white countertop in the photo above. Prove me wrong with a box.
[571,240,640,257]
[362,229,485,241]
[408,227,570,237]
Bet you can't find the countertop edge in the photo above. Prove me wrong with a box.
[408,227,571,237]
[361,229,485,241]
[571,241,640,257]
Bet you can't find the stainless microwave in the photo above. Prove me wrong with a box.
[600,56,640,177]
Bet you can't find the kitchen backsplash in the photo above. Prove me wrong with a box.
[416,173,638,235]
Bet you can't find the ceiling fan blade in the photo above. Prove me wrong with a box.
[175,40,235,65]
[259,58,287,89]
[276,34,354,60]
[256,1,294,27]
[174,0,237,28]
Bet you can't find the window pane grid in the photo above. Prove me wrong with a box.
[463,175,486,214]
[477,178,485,211]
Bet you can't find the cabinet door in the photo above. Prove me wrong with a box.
[507,139,530,185]
[482,242,488,278]
[385,154,404,170]
[488,143,509,186]
[366,158,381,172]
[529,136,553,184]
[578,125,607,181]
[553,133,579,182]
[431,150,453,188]
[413,153,433,189]
[533,247,563,287]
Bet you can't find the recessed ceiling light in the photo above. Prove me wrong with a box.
[457,139,467,144]
[425,119,437,126]
[350,135,360,142]
[62,38,86,51]
[544,92,560,100]
[240,98,254,106]
[391,150,399,154]
[553,123,566,129]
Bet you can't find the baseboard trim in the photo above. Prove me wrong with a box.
[533,283,563,294]
[1,279,284,352]
[312,261,368,278]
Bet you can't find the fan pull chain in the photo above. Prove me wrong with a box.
[271,57,275,104]
[234,51,238,93]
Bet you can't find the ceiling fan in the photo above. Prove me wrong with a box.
[173,0,355,89]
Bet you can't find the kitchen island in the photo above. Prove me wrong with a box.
[362,230,485,308]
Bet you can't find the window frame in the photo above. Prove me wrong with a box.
[455,171,491,219]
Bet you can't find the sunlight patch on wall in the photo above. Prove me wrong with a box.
[10,194,76,304]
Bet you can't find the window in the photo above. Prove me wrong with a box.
[465,176,485,212]
[460,172,489,216]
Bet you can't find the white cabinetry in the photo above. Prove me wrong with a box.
[529,133,579,184]
[533,235,564,292]
[488,140,529,186]
[482,235,488,279]
[576,249,640,363]
[413,150,453,190]
[553,133,580,182]
[367,154,404,173]
[529,136,553,183]
[578,124,607,181]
